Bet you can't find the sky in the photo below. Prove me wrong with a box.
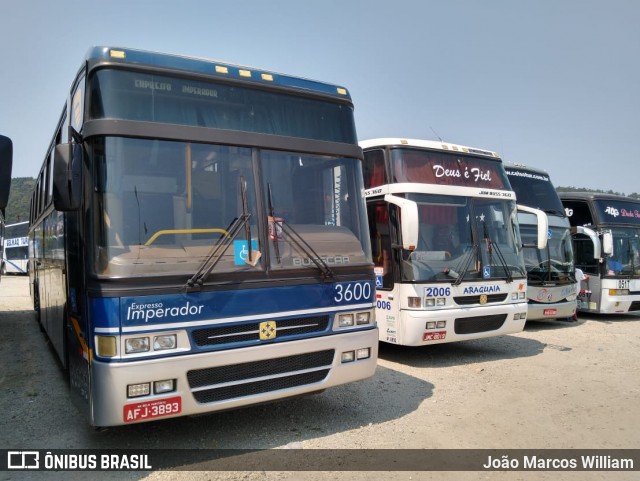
[1,0,639,194]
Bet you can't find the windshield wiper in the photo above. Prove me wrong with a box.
[267,183,334,280]
[184,176,252,290]
[482,221,513,283]
[448,243,479,286]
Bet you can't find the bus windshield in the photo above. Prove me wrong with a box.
[92,137,370,278]
[400,193,525,282]
[606,226,640,276]
[521,224,574,281]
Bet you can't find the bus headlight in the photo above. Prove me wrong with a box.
[125,337,150,354]
[154,334,177,351]
[609,289,629,296]
[355,312,371,325]
[338,313,355,327]
[408,296,422,308]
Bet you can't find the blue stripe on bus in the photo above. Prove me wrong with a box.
[89,281,374,331]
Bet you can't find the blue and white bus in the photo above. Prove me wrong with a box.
[29,47,377,426]
[0,134,12,280]
[361,139,548,346]
[2,221,29,275]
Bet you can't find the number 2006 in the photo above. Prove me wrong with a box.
[425,287,451,297]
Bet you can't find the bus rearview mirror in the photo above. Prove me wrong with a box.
[0,135,13,210]
[601,231,613,257]
[53,142,83,211]
[384,194,419,250]
[517,204,548,250]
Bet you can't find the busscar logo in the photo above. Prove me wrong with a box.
[8,451,39,469]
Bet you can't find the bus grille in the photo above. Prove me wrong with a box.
[454,314,507,334]
[187,350,334,404]
[192,315,330,347]
[628,301,640,312]
[453,294,508,305]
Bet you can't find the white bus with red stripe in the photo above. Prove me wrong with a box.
[361,138,548,346]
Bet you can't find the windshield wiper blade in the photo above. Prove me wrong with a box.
[482,221,513,283]
[184,177,252,290]
[450,244,479,286]
[267,182,334,280]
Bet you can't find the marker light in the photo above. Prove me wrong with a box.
[125,337,150,354]
[97,336,117,357]
[127,383,150,398]
[215,66,229,74]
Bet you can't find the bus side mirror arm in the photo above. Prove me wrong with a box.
[571,226,608,259]
[53,142,83,211]
[384,194,419,251]
[517,204,548,250]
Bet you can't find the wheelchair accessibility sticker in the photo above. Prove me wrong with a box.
[234,240,259,266]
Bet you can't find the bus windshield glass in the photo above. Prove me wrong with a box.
[504,169,565,214]
[401,193,525,282]
[606,227,640,276]
[92,137,370,278]
[521,224,574,280]
[89,69,357,144]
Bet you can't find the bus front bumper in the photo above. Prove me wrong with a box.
[90,328,378,427]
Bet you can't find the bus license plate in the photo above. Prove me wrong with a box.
[124,396,182,423]
[543,308,557,316]
[423,331,446,341]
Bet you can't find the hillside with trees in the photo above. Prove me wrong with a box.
[5,177,35,224]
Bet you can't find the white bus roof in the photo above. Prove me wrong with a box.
[359,138,500,159]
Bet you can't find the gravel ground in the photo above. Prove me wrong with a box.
[1,275,638,481]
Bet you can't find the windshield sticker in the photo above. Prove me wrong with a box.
[233,240,259,266]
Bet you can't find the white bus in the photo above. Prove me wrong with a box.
[2,221,29,275]
[505,164,585,320]
[560,192,637,314]
[362,138,548,346]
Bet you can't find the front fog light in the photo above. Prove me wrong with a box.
[356,348,371,360]
[356,312,371,325]
[338,313,355,327]
[154,334,177,351]
[436,321,446,328]
[341,351,355,363]
[426,321,436,329]
[127,383,150,398]
[154,379,175,394]
[125,337,150,354]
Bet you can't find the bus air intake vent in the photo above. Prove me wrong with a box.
[454,314,507,334]
[187,349,334,403]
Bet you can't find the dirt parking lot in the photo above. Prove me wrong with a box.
[1,275,638,481]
